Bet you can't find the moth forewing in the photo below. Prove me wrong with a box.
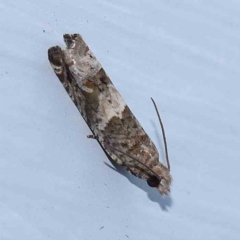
[48,34,172,195]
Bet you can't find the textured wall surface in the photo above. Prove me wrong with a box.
[1,1,240,239]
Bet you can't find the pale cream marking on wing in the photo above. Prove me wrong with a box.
[97,84,126,130]
[50,63,62,74]
[66,60,94,93]
[82,85,93,93]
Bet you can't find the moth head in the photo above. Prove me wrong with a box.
[104,143,172,196]
[147,164,172,195]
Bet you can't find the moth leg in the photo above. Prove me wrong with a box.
[63,34,89,57]
[87,135,125,166]
[88,136,136,167]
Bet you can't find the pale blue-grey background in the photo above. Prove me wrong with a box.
[0,0,240,239]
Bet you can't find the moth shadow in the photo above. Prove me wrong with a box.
[104,160,173,211]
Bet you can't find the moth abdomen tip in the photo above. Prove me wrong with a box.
[48,46,63,65]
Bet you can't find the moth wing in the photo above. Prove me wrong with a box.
[97,106,159,181]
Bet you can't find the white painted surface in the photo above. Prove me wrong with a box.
[1,1,240,239]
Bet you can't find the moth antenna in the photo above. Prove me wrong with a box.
[151,98,170,171]
[103,142,162,181]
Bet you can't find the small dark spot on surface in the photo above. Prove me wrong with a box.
[99,226,104,230]
[43,30,45,33]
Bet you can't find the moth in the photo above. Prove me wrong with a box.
[48,34,172,195]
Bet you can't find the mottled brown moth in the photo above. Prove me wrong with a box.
[48,34,172,195]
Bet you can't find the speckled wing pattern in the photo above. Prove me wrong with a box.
[48,34,172,195]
